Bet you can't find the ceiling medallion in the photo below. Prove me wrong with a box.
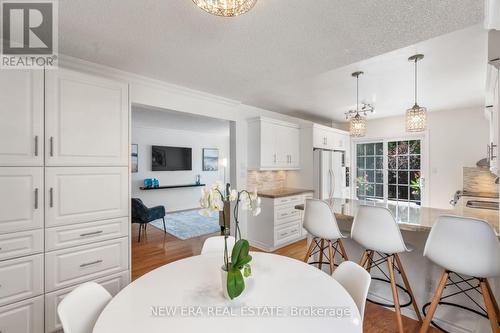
[192,0,257,17]
[345,71,374,137]
[406,54,427,132]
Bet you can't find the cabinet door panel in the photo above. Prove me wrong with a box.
[45,167,128,227]
[45,69,129,166]
[0,229,43,261]
[260,121,276,167]
[0,296,44,333]
[0,70,44,166]
[0,167,43,234]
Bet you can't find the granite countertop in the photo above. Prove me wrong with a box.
[295,198,499,235]
[258,187,314,198]
[462,190,499,199]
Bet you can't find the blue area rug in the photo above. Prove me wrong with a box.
[149,209,220,240]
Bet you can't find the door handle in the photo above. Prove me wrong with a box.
[49,188,54,207]
[34,136,38,156]
[49,137,54,157]
[34,188,38,209]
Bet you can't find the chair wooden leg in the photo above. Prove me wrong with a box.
[485,279,500,318]
[337,239,349,261]
[480,279,500,333]
[162,217,167,234]
[395,253,422,322]
[387,256,404,333]
[328,241,335,274]
[359,250,369,269]
[318,239,325,270]
[419,270,449,333]
[304,238,316,263]
[138,224,142,242]
[366,251,374,273]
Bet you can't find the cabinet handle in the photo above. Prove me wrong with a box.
[49,137,54,157]
[49,188,54,207]
[273,153,277,163]
[80,230,103,237]
[34,136,38,156]
[80,259,103,268]
[34,188,38,209]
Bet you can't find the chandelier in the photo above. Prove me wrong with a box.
[406,54,427,132]
[345,71,374,137]
[192,0,257,17]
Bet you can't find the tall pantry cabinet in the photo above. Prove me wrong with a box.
[0,68,130,333]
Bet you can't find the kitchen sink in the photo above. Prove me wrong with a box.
[466,200,499,210]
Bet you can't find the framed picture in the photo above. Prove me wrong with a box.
[131,144,138,173]
[203,148,219,171]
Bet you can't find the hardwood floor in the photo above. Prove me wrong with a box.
[131,224,438,333]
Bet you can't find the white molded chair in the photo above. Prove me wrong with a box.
[420,215,500,333]
[57,282,112,333]
[201,236,236,255]
[303,199,349,273]
[351,205,421,333]
[332,261,371,321]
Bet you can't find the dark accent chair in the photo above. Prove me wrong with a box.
[131,198,166,242]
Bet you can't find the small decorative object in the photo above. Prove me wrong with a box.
[345,71,374,137]
[200,182,261,300]
[153,178,160,188]
[144,178,154,188]
[203,148,219,171]
[195,174,201,185]
[192,0,257,17]
[131,144,138,173]
[406,54,427,132]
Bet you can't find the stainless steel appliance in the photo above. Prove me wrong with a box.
[313,149,350,200]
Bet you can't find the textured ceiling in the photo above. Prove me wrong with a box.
[59,0,484,120]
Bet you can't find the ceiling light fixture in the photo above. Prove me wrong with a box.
[345,71,374,137]
[406,54,427,132]
[192,0,257,17]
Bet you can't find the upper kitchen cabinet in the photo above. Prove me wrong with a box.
[312,123,350,151]
[248,117,301,170]
[486,30,500,175]
[0,70,44,166]
[45,69,129,166]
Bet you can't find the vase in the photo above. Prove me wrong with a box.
[220,267,231,300]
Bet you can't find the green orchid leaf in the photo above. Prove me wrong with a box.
[235,254,252,269]
[227,268,245,299]
[231,239,249,265]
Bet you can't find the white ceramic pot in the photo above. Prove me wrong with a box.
[220,267,231,300]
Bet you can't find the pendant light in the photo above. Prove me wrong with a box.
[406,54,427,132]
[346,71,373,137]
[192,0,257,17]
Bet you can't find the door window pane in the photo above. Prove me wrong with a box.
[388,139,422,205]
[356,142,383,200]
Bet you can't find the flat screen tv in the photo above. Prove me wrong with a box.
[152,146,192,171]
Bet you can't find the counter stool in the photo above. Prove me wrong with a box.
[351,205,422,333]
[303,199,349,274]
[420,215,500,333]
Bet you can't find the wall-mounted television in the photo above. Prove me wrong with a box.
[152,146,192,171]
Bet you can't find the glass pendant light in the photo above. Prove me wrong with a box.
[192,0,257,17]
[349,71,367,137]
[406,54,427,132]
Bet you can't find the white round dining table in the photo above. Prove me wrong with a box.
[93,252,362,333]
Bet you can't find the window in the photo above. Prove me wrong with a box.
[356,139,422,205]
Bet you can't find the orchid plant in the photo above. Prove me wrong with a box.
[199,182,261,299]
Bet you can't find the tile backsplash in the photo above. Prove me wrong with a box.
[247,170,287,191]
[463,167,498,193]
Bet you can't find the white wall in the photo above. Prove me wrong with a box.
[131,110,230,212]
[356,107,489,208]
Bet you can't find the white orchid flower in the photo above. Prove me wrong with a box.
[229,189,238,201]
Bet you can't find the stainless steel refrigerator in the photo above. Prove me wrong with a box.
[313,149,350,200]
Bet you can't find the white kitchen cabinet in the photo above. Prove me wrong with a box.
[486,30,500,175]
[0,167,44,234]
[0,296,44,333]
[45,167,129,227]
[45,68,129,166]
[0,229,43,262]
[0,254,43,307]
[0,70,44,166]
[248,192,312,251]
[248,117,301,170]
[312,124,350,151]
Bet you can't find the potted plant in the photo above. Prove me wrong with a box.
[199,182,261,299]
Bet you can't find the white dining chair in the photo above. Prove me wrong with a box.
[303,199,349,273]
[332,261,371,320]
[351,205,422,333]
[420,215,500,333]
[201,235,236,255]
[58,282,112,333]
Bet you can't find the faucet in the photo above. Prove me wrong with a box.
[449,190,462,206]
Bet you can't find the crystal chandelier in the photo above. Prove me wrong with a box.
[192,0,257,17]
[345,71,374,137]
[406,54,427,132]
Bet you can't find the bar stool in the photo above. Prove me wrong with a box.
[351,205,422,333]
[420,215,500,333]
[303,199,349,274]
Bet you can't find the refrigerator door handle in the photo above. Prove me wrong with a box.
[329,169,334,199]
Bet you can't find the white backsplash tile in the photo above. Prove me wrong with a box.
[247,170,287,192]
